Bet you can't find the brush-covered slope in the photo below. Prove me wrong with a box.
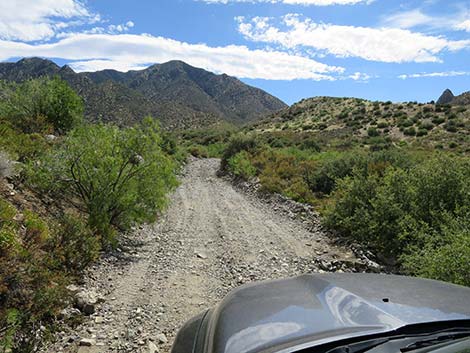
[252,96,470,152]
[0,58,286,129]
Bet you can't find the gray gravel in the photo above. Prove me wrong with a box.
[42,158,372,353]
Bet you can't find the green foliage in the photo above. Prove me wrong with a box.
[401,213,470,286]
[28,118,178,246]
[0,77,83,134]
[228,151,256,179]
[221,134,258,171]
[403,127,416,136]
[0,122,50,162]
[367,127,380,137]
[304,149,411,196]
[47,215,100,273]
[0,199,70,351]
[304,152,364,195]
[325,155,470,284]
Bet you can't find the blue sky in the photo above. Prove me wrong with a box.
[0,0,469,104]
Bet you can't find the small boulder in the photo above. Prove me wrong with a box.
[156,333,168,344]
[195,250,208,259]
[79,338,96,347]
[75,290,103,316]
[148,342,159,353]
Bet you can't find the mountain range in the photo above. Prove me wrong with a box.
[0,58,286,129]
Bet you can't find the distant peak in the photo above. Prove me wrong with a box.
[60,64,75,74]
[437,88,455,105]
[18,57,56,66]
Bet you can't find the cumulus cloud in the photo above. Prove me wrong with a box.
[398,71,470,79]
[0,33,345,80]
[0,0,98,41]
[202,0,372,5]
[237,14,470,63]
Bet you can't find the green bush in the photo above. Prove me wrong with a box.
[416,129,428,137]
[221,134,258,171]
[367,127,380,137]
[401,214,470,286]
[445,120,458,132]
[228,151,257,179]
[403,127,416,136]
[28,118,178,246]
[377,121,388,128]
[304,153,364,195]
[0,77,83,134]
[325,155,470,283]
[0,199,69,351]
[47,215,100,273]
[304,149,411,196]
[432,116,445,125]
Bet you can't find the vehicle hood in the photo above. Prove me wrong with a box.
[203,274,470,353]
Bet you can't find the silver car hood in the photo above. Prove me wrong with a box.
[202,274,470,353]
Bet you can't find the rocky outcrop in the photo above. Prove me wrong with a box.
[437,89,470,106]
[437,89,455,105]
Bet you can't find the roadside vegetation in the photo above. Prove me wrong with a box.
[0,78,181,351]
[220,98,470,287]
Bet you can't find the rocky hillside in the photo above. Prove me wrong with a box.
[0,58,286,129]
[251,96,470,151]
[437,89,470,106]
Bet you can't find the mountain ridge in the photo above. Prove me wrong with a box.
[0,57,287,129]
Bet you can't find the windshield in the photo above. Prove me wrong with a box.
[318,330,470,353]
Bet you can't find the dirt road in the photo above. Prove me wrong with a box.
[43,158,363,353]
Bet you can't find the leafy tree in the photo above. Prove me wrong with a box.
[29,118,178,245]
[0,77,83,133]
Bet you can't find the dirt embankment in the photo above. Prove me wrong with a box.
[42,158,373,353]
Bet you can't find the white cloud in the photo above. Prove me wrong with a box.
[0,33,344,80]
[455,19,470,32]
[398,71,470,79]
[0,0,96,41]
[237,14,470,63]
[348,72,372,81]
[382,8,470,33]
[382,9,434,29]
[202,0,372,5]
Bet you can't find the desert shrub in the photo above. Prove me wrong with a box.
[221,134,258,171]
[367,127,380,137]
[28,118,178,246]
[0,77,83,134]
[0,122,50,162]
[377,121,388,128]
[298,138,321,152]
[444,120,458,132]
[46,215,100,273]
[416,129,428,137]
[401,214,470,286]
[423,106,434,113]
[432,116,445,125]
[0,199,69,351]
[400,119,414,127]
[325,155,470,279]
[228,151,256,179]
[303,149,411,196]
[420,121,434,130]
[403,127,416,136]
[188,145,209,158]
